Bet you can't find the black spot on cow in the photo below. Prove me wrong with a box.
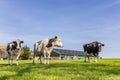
[46,38,55,48]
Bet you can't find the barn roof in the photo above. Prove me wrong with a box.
[0,46,7,58]
[0,46,7,49]
[53,48,84,56]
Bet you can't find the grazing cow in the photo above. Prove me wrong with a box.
[7,39,24,65]
[33,36,63,64]
[83,41,104,62]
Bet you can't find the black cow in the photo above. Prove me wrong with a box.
[7,39,24,65]
[83,41,104,62]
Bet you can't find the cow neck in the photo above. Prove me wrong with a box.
[46,38,55,48]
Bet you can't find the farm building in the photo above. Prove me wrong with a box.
[51,48,84,60]
[0,46,7,60]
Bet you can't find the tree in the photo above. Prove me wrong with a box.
[20,46,31,60]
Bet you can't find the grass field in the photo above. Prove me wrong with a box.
[0,59,120,80]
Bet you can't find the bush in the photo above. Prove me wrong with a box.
[20,46,31,60]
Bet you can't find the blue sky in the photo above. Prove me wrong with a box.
[0,0,120,58]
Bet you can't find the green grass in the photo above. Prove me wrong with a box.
[0,59,120,80]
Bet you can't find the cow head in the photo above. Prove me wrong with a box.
[53,36,64,47]
[46,36,63,48]
[92,41,104,52]
[13,39,24,50]
[99,43,104,52]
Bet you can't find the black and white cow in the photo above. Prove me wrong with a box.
[83,41,104,62]
[33,36,63,64]
[7,39,24,65]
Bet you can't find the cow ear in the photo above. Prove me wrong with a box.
[102,44,104,46]
[54,36,58,39]
[21,41,24,43]
[12,41,16,43]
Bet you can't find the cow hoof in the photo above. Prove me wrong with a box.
[94,60,97,63]
[44,62,46,64]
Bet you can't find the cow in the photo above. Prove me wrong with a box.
[7,39,24,65]
[83,41,104,62]
[33,36,63,64]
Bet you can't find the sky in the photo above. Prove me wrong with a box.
[0,0,120,58]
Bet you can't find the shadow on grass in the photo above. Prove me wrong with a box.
[0,64,32,80]
[0,64,9,66]
[0,60,120,80]
[41,61,120,75]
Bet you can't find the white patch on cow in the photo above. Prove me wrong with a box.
[9,43,14,47]
[16,39,21,49]
[54,37,63,47]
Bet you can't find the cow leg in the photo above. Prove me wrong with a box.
[47,54,50,64]
[84,52,91,62]
[44,57,47,64]
[16,53,20,65]
[94,57,97,63]
[8,52,10,65]
[94,53,98,63]
[44,53,47,64]
[84,56,87,62]
[40,56,43,64]
[8,51,13,65]
[84,51,87,62]
[8,55,10,65]
[16,51,21,65]
[11,54,13,65]
[94,55,97,63]
[11,58,13,65]
[16,54,19,65]
[32,55,35,64]
[88,55,90,62]
[8,54,11,65]
[33,51,36,64]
